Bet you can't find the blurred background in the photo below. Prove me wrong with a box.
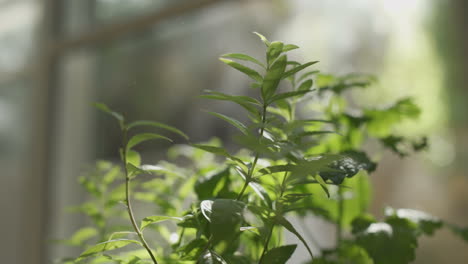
[0,0,467,263]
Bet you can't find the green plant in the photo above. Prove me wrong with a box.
[58,33,468,264]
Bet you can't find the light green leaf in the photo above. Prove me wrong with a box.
[126,133,172,150]
[221,53,266,68]
[282,61,319,79]
[282,44,299,52]
[207,111,249,135]
[220,58,263,82]
[253,32,271,46]
[140,216,183,230]
[126,150,141,167]
[76,239,141,261]
[315,174,330,198]
[260,244,297,264]
[276,216,314,260]
[267,41,285,65]
[191,144,244,164]
[127,120,188,140]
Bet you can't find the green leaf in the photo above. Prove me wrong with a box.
[385,208,443,236]
[297,79,314,91]
[262,55,287,101]
[221,53,266,68]
[76,239,141,261]
[282,61,319,79]
[200,90,261,115]
[315,174,330,198]
[267,41,285,65]
[93,102,124,127]
[276,215,314,260]
[282,44,299,52]
[61,227,97,246]
[140,215,183,230]
[195,168,231,200]
[126,133,172,150]
[220,58,263,82]
[268,89,315,105]
[125,162,146,178]
[127,120,188,140]
[254,32,271,46]
[207,111,249,135]
[260,244,297,264]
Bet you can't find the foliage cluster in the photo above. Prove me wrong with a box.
[58,33,468,264]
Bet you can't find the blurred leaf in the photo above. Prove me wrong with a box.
[76,239,141,261]
[220,58,263,82]
[260,244,297,264]
[199,250,228,264]
[127,120,188,140]
[93,102,124,127]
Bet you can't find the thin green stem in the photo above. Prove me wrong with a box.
[236,105,268,201]
[122,129,159,264]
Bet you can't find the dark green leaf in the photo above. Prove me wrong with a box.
[260,244,297,264]
[220,58,263,82]
[195,168,230,200]
[200,90,261,115]
[207,111,248,135]
[221,53,266,68]
[126,133,172,150]
[210,199,245,242]
[127,120,188,140]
